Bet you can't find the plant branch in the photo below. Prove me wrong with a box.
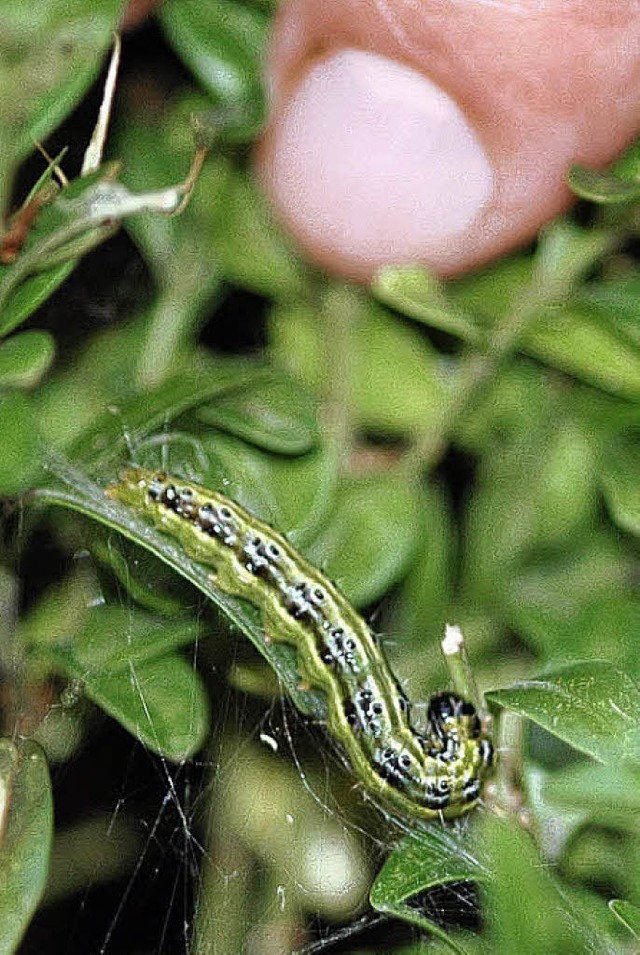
[400,227,617,478]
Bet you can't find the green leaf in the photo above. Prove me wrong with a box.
[533,220,614,297]
[463,417,599,606]
[560,887,628,946]
[451,256,531,329]
[159,0,268,143]
[543,761,640,821]
[0,160,209,337]
[0,0,122,209]
[48,356,335,537]
[581,276,640,349]
[525,301,640,401]
[352,301,449,436]
[52,605,202,667]
[561,826,640,905]
[511,591,640,676]
[37,325,242,452]
[372,265,481,343]
[270,298,448,437]
[43,814,141,909]
[196,374,319,456]
[371,828,486,952]
[450,257,640,400]
[17,570,95,649]
[0,262,74,339]
[609,899,640,939]
[568,165,640,204]
[611,138,640,182]
[193,430,336,544]
[32,605,209,760]
[0,739,52,955]
[455,361,548,453]
[525,421,596,546]
[477,814,603,955]
[64,361,275,468]
[216,170,309,299]
[62,650,209,761]
[0,330,54,388]
[487,661,640,765]
[0,170,119,336]
[0,391,40,494]
[90,535,195,618]
[600,433,640,536]
[303,474,422,606]
[34,322,147,450]
[380,223,615,345]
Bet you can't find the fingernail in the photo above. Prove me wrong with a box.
[264,48,494,267]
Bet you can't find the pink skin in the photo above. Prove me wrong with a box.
[256,0,640,280]
[120,0,164,31]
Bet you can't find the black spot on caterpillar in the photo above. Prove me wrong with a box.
[107,467,493,822]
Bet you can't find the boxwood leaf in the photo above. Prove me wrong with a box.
[0,330,54,388]
[0,739,52,955]
[609,899,640,939]
[0,391,41,493]
[487,662,640,765]
[600,433,640,536]
[371,827,486,953]
[50,644,209,762]
[196,375,319,456]
[476,814,607,954]
[159,0,268,143]
[303,473,421,607]
[568,165,640,204]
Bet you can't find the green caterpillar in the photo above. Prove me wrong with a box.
[107,467,493,823]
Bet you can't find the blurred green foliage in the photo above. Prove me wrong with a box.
[0,0,638,952]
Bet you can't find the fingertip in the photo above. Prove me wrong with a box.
[257,0,640,280]
[258,49,495,280]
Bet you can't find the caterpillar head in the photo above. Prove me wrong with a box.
[427,691,481,740]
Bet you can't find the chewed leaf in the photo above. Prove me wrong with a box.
[487,661,640,765]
